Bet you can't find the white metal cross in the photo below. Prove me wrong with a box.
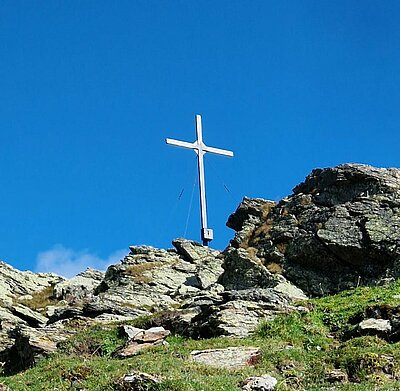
[166,114,234,246]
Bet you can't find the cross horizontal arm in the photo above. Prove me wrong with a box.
[166,138,197,150]
[203,145,234,157]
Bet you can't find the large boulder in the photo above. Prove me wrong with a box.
[227,164,400,296]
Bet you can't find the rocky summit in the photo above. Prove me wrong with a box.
[1,163,400,390]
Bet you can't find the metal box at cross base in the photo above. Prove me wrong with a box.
[202,228,214,241]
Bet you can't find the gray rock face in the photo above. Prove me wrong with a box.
[10,304,48,328]
[227,164,400,296]
[0,324,75,374]
[219,248,280,290]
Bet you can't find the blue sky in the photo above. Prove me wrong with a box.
[1,1,399,276]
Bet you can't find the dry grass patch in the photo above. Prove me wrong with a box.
[245,247,260,262]
[266,262,283,274]
[125,261,167,284]
[16,285,56,313]
[276,242,288,254]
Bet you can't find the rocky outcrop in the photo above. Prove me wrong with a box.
[94,239,224,311]
[182,288,306,338]
[227,164,400,296]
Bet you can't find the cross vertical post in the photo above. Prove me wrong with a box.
[195,115,209,245]
[166,114,234,246]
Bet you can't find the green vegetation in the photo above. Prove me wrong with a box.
[2,281,400,390]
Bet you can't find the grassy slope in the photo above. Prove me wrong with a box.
[2,281,400,390]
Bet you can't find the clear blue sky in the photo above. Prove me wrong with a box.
[1,1,399,276]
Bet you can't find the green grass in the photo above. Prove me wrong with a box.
[2,280,400,390]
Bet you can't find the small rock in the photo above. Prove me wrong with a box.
[114,326,170,358]
[132,326,170,343]
[119,325,144,340]
[114,341,165,358]
[113,371,161,390]
[190,347,261,369]
[242,375,278,390]
[358,318,392,336]
[325,369,348,383]
[119,325,170,343]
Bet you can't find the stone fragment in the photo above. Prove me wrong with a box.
[190,347,261,369]
[114,341,163,358]
[132,326,170,343]
[93,313,137,323]
[242,374,278,390]
[119,325,144,340]
[358,318,392,336]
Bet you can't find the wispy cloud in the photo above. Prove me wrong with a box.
[35,245,127,278]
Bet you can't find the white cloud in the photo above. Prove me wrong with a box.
[35,245,127,278]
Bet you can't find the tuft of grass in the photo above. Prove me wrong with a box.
[58,325,126,358]
[333,336,400,383]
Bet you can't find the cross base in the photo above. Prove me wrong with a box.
[201,228,214,246]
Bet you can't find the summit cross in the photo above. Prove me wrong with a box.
[166,114,234,246]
